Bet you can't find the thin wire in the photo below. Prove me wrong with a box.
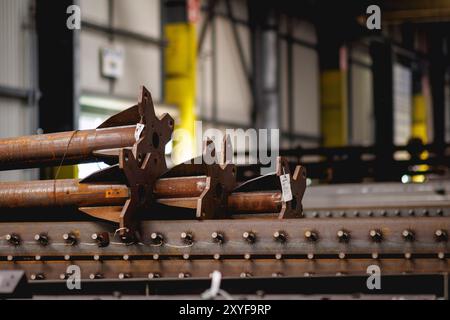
[53,130,79,205]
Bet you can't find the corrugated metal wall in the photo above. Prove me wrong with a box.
[0,0,38,181]
[79,0,162,101]
[351,50,374,146]
[197,0,321,149]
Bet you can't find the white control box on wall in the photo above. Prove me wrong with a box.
[100,47,124,79]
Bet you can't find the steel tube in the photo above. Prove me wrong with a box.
[0,180,129,208]
[153,176,207,199]
[0,126,137,170]
[0,177,282,214]
[228,192,282,214]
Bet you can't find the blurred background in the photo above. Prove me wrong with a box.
[0,0,449,184]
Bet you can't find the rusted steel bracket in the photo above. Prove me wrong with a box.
[160,136,236,219]
[233,157,307,219]
[80,86,174,241]
[0,89,165,170]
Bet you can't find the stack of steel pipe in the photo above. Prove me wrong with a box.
[0,86,449,299]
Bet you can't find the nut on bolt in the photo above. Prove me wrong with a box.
[150,233,164,245]
[180,232,194,244]
[402,229,415,242]
[435,229,448,242]
[34,233,49,246]
[337,230,350,243]
[6,233,21,246]
[369,229,383,243]
[30,273,45,281]
[304,230,318,242]
[273,231,287,243]
[91,232,109,247]
[211,231,224,244]
[243,231,256,243]
[63,232,77,245]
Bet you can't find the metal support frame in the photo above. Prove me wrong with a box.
[0,86,33,101]
[224,0,253,91]
[36,0,78,133]
[81,21,166,47]
[212,6,218,123]
[36,0,80,180]
[346,43,353,144]
[196,0,322,145]
[197,0,217,54]
[429,28,447,155]
[286,18,294,146]
[370,39,395,181]
[249,0,280,130]
[199,117,321,143]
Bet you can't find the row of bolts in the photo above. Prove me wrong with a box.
[2,228,449,247]
[2,229,448,281]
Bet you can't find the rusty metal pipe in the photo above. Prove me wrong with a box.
[153,176,208,199]
[0,177,282,214]
[228,192,282,214]
[0,179,129,208]
[0,126,137,170]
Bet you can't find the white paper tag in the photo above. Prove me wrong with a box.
[280,174,293,202]
[134,123,145,141]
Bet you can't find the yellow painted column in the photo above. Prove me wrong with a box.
[164,23,197,164]
[412,94,428,143]
[320,70,347,147]
[411,93,428,183]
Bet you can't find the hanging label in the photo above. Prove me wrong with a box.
[134,123,145,141]
[280,174,293,202]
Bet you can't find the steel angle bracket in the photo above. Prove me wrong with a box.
[80,86,174,241]
[233,157,307,219]
[164,135,236,219]
[276,157,307,219]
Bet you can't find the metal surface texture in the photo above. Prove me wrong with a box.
[0,217,448,257]
[0,83,449,299]
[0,174,300,218]
[1,259,449,281]
[0,126,137,170]
[302,181,450,218]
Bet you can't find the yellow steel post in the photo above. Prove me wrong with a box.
[411,92,428,183]
[164,22,197,164]
[320,70,348,147]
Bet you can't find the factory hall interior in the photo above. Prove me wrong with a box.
[1,0,450,301]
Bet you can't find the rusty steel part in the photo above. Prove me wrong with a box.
[0,85,179,171]
[154,176,207,198]
[0,217,448,257]
[234,157,307,219]
[0,87,174,241]
[0,178,281,216]
[1,258,449,281]
[156,190,283,214]
[0,126,137,171]
[81,87,174,241]
[275,158,306,219]
[227,192,282,214]
[0,177,206,209]
[161,137,237,219]
[0,179,129,209]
